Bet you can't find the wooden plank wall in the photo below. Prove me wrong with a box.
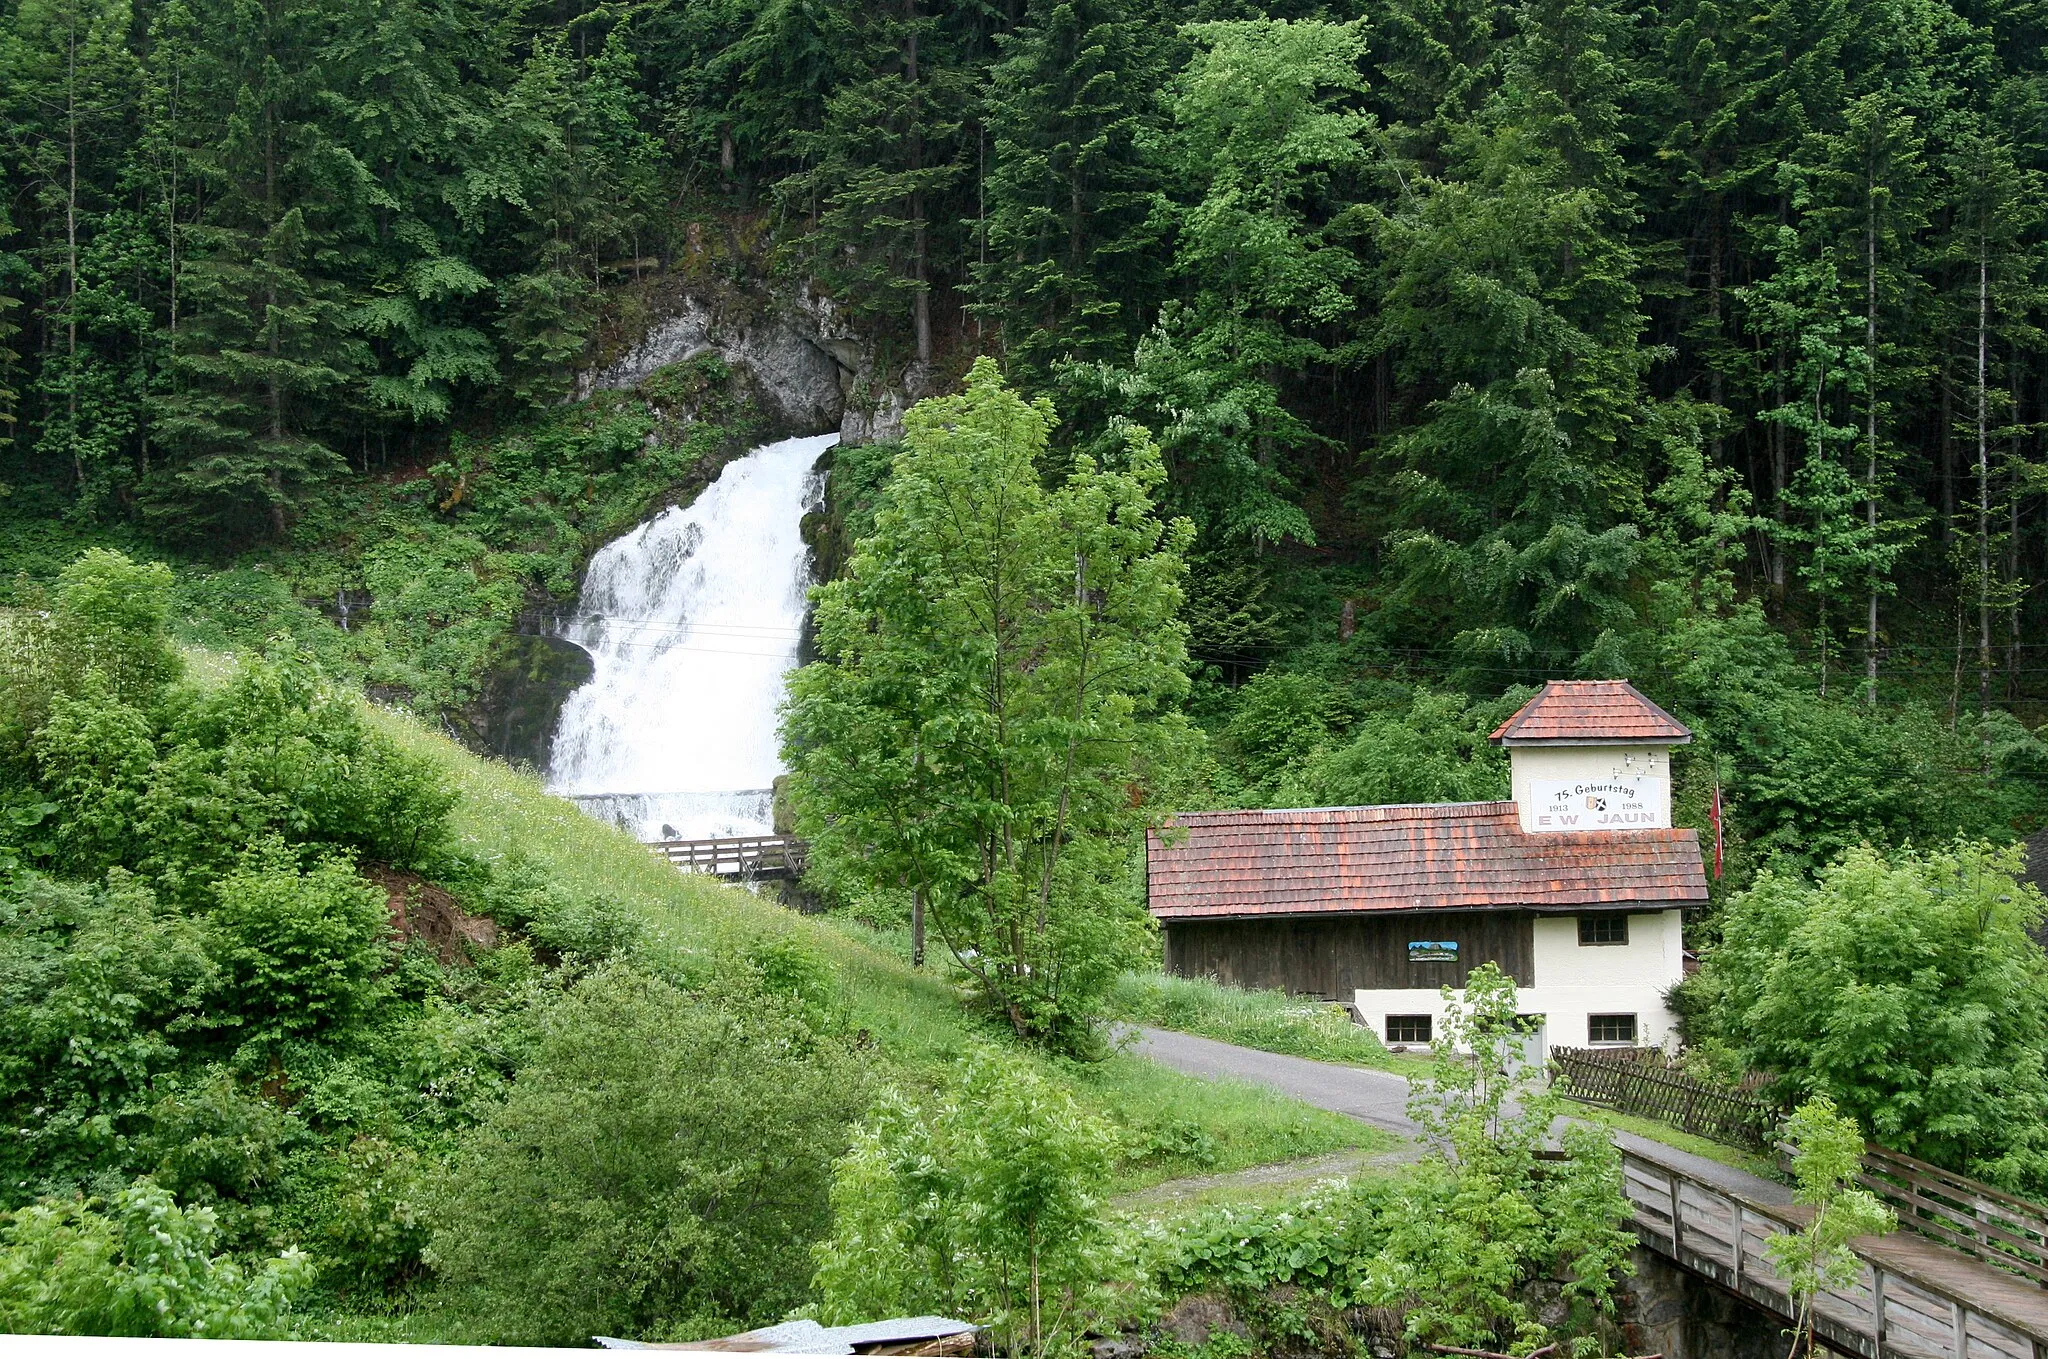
[1162,912,1536,997]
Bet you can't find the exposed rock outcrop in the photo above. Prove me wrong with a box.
[577,274,935,448]
[575,294,847,438]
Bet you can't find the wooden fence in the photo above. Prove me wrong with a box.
[1858,1142,2048,1287]
[1549,1046,1780,1152]
[1552,1047,2048,1289]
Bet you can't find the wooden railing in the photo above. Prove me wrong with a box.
[1553,1048,2048,1290]
[1550,1046,1780,1152]
[1621,1142,2048,1359]
[1858,1143,2048,1287]
[650,835,808,878]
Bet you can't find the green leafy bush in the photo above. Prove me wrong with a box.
[1279,689,1511,808]
[813,1048,1125,1356]
[1,550,181,760]
[0,1179,311,1337]
[208,840,393,1051]
[0,872,216,1197]
[142,1070,299,1207]
[1695,839,2048,1191]
[426,963,869,1344]
[1723,694,2032,865]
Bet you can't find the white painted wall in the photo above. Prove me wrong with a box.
[1353,909,1684,1059]
[1510,744,1672,832]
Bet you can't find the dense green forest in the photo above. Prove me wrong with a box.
[9,0,2048,1342]
[6,0,2048,864]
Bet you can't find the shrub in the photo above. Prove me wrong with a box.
[0,1178,311,1337]
[46,550,184,711]
[813,1048,1124,1356]
[134,651,457,895]
[1724,694,2030,865]
[316,1135,432,1294]
[1698,839,2048,1192]
[1279,689,1510,808]
[0,872,216,1199]
[0,549,180,762]
[471,851,640,962]
[142,1070,300,1208]
[31,680,157,875]
[208,839,393,1051]
[426,964,869,1345]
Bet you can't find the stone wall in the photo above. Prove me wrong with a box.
[1620,1244,1810,1359]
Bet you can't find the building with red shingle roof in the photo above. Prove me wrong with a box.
[1147,680,1705,1054]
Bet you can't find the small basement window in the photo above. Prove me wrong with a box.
[1578,914,1629,946]
[1385,1015,1433,1045]
[1588,1013,1638,1045]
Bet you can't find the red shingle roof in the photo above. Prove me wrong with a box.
[1146,802,1707,920]
[1489,680,1691,746]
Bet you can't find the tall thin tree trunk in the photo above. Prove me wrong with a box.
[1770,346,1788,596]
[911,885,925,968]
[975,124,986,344]
[265,102,287,540]
[2008,363,2023,699]
[1978,240,1992,738]
[1708,210,1725,467]
[1940,349,1953,542]
[1865,188,1880,706]
[66,10,82,487]
[905,0,931,367]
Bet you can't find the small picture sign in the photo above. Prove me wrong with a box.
[1408,940,1458,963]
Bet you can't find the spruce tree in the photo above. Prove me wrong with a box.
[974,0,1167,372]
[141,0,362,543]
[782,0,966,368]
[1374,0,1651,675]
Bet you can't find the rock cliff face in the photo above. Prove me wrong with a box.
[575,295,848,438]
[576,278,924,447]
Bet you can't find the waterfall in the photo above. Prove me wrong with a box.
[546,433,837,841]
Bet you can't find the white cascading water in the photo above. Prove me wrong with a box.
[546,432,837,840]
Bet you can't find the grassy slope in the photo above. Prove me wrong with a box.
[364,702,1377,1192]
[1108,971,1432,1076]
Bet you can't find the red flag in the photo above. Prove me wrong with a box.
[1709,778,1724,880]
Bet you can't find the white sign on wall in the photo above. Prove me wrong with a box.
[1526,777,1670,831]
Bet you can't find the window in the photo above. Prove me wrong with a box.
[1386,1015,1433,1044]
[1578,914,1629,946]
[1588,1013,1638,1045]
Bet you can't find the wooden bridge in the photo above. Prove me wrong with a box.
[1620,1136,2048,1359]
[650,834,808,879]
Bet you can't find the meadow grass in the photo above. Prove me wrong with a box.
[1109,970,1430,1073]
[363,701,1367,1189]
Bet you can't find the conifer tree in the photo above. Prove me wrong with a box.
[974,0,1167,372]
[322,0,503,436]
[1375,0,1650,675]
[783,0,966,367]
[141,0,361,542]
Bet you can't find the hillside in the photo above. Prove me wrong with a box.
[2,0,2048,885]
[0,570,1369,1344]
